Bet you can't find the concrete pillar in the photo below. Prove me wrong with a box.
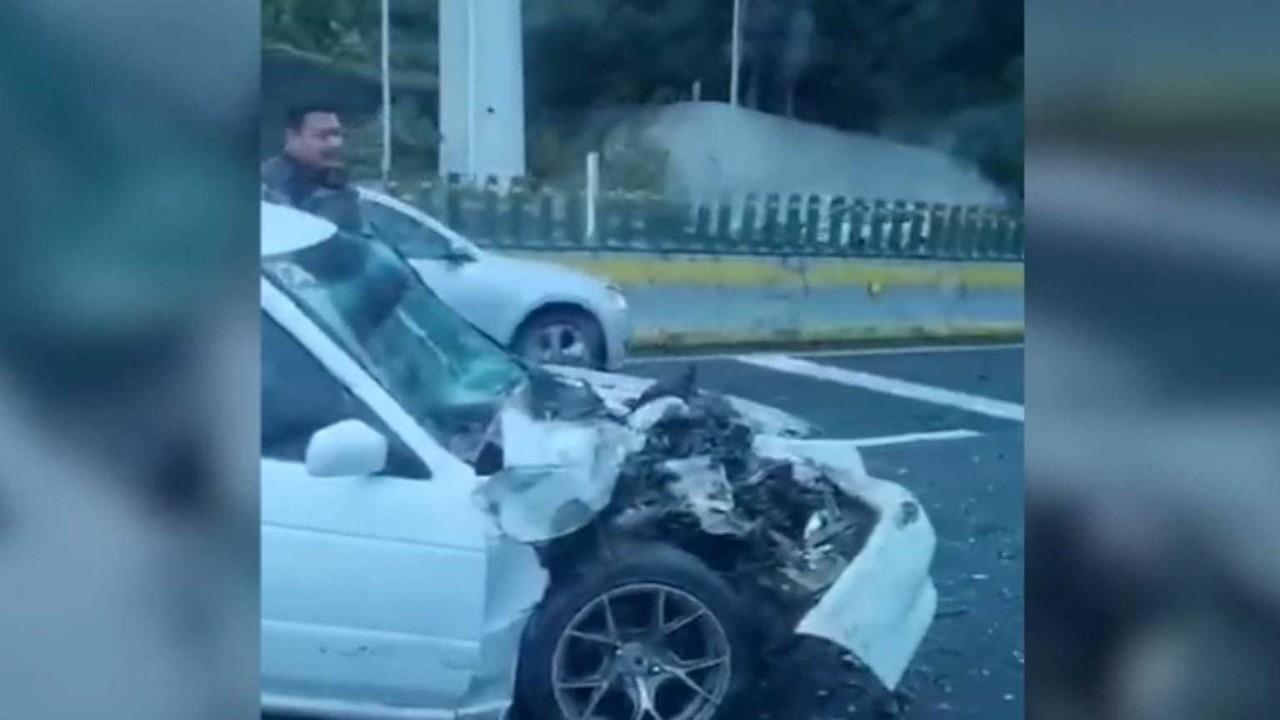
[439,0,527,181]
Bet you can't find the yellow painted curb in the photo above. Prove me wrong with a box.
[517,253,1023,291]
[630,323,1024,349]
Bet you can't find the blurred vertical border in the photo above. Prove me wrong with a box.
[0,1,260,719]
[1027,1,1280,719]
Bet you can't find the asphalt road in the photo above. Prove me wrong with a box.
[626,345,1025,720]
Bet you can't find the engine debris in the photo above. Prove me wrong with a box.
[605,390,877,618]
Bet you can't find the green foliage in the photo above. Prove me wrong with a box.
[264,0,439,65]
[265,0,1022,193]
[264,0,374,59]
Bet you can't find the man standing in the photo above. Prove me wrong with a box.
[262,105,363,233]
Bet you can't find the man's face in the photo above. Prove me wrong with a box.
[284,111,344,170]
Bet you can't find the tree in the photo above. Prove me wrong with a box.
[736,0,819,115]
[523,0,729,108]
[263,0,439,80]
[264,0,1024,193]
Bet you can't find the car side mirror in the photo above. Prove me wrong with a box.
[305,419,389,477]
[444,243,477,265]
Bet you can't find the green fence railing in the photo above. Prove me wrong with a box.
[389,175,1023,260]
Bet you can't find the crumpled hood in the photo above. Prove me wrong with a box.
[547,364,818,438]
[472,368,634,543]
[474,367,816,544]
[470,366,935,691]
[475,402,636,543]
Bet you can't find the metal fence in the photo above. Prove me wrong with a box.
[387,175,1024,260]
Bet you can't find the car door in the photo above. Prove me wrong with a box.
[260,306,490,713]
[362,199,514,341]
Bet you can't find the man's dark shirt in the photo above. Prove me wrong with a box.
[261,155,363,233]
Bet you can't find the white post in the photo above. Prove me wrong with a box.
[439,0,527,182]
[692,79,702,102]
[729,0,741,107]
[380,0,392,185]
[465,0,476,175]
[585,151,599,240]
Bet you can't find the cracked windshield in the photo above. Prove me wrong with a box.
[264,231,526,441]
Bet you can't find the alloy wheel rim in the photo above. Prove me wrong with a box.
[530,323,590,365]
[551,583,732,720]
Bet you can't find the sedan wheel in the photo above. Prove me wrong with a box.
[516,310,604,368]
[552,584,732,720]
[517,544,755,720]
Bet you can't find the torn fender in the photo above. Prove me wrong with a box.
[456,536,550,719]
[752,436,938,690]
[476,405,636,543]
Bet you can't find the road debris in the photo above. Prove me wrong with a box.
[935,605,971,620]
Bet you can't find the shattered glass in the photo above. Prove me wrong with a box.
[262,231,527,446]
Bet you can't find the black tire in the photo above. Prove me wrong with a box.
[514,308,606,369]
[517,542,757,720]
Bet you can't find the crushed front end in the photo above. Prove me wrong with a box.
[595,393,937,690]
[471,368,937,693]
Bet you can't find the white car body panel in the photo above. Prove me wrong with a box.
[357,189,630,368]
[261,280,543,716]
[262,201,335,256]
[477,402,638,543]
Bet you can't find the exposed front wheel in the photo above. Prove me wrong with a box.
[517,544,756,720]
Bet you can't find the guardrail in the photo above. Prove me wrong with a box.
[387,175,1024,260]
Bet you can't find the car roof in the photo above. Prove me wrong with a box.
[261,201,336,258]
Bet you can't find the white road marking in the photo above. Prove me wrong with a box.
[737,354,1025,422]
[849,429,983,448]
[629,342,1022,365]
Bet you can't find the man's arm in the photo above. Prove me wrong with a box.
[308,186,365,235]
[260,157,293,205]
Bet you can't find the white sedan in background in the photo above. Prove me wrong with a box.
[357,188,630,370]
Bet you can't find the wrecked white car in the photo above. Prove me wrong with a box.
[260,202,937,720]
